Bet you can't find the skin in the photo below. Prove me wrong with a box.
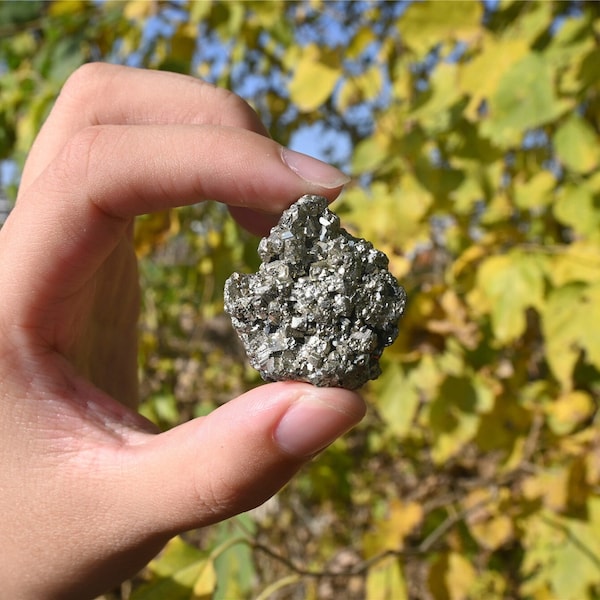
[0,64,365,599]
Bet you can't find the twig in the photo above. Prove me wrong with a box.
[247,495,494,580]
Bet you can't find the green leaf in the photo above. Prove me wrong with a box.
[501,0,553,44]
[131,537,215,600]
[550,242,600,286]
[0,0,44,26]
[398,0,483,56]
[375,363,420,438]
[513,170,556,210]
[483,53,571,147]
[147,537,204,578]
[428,374,494,464]
[460,36,529,121]
[474,251,547,343]
[339,180,432,252]
[542,283,600,388]
[521,500,600,600]
[410,62,462,133]
[213,519,256,600]
[554,114,600,174]
[553,183,600,242]
[351,135,389,174]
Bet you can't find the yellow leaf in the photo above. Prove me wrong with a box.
[546,391,595,436]
[189,0,212,24]
[351,134,389,174]
[192,559,217,600]
[366,556,408,600]
[474,514,514,550]
[411,63,462,132]
[451,244,487,280]
[464,488,514,551]
[171,22,198,64]
[340,179,432,252]
[363,498,424,556]
[428,552,477,600]
[123,0,157,21]
[429,374,494,464]
[522,467,570,512]
[502,0,553,43]
[390,500,424,545]
[347,25,376,60]
[133,536,218,600]
[49,0,87,16]
[288,44,341,112]
[427,290,480,349]
[513,170,556,210]
[375,363,420,438]
[585,449,600,485]
[135,210,179,257]
[542,283,600,388]
[521,501,600,600]
[460,36,529,121]
[355,64,383,103]
[552,183,600,241]
[554,113,600,174]
[147,536,203,578]
[336,79,361,113]
[399,0,483,56]
[336,63,384,113]
[446,553,477,600]
[474,251,546,343]
[482,53,572,147]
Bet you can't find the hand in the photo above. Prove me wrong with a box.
[0,64,365,599]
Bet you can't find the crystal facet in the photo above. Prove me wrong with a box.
[224,194,407,389]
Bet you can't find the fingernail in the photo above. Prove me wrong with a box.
[281,147,351,189]
[274,393,364,458]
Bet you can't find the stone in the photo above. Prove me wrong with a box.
[224,194,407,389]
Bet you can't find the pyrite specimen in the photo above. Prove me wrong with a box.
[224,194,406,389]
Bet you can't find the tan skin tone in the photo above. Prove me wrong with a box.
[0,64,365,600]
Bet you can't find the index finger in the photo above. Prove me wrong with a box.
[1,67,349,322]
[20,63,270,190]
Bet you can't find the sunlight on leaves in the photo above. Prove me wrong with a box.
[288,44,341,112]
[473,251,546,343]
[554,113,600,174]
[428,552,477,600]
[3,1,600,598]
[398,0,482,56]
[366,557,408,600]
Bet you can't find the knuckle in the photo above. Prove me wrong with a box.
[208,86,265,133]
[56,63,112,111]
[45,125,113,205]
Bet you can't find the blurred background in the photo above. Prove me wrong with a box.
[1,1,600,598]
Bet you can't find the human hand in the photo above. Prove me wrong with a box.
[0,64,365,599]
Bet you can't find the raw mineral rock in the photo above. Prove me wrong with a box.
[224,194,407,390]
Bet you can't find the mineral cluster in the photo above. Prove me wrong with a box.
[224,194,406,390]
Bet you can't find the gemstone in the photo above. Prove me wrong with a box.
[224,195,406,389]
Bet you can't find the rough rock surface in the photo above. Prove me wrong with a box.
[224,194,407,389]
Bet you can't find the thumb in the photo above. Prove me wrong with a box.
[127,382,365,536]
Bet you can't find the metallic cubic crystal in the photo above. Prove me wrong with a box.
[224,194,407,389]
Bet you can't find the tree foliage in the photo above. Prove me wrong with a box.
[2,1,600,598]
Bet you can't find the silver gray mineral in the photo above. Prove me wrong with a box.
[224,194,406,389]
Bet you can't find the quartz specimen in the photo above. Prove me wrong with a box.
[224,194,406,390]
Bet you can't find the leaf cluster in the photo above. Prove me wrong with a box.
[2,1,600,599]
